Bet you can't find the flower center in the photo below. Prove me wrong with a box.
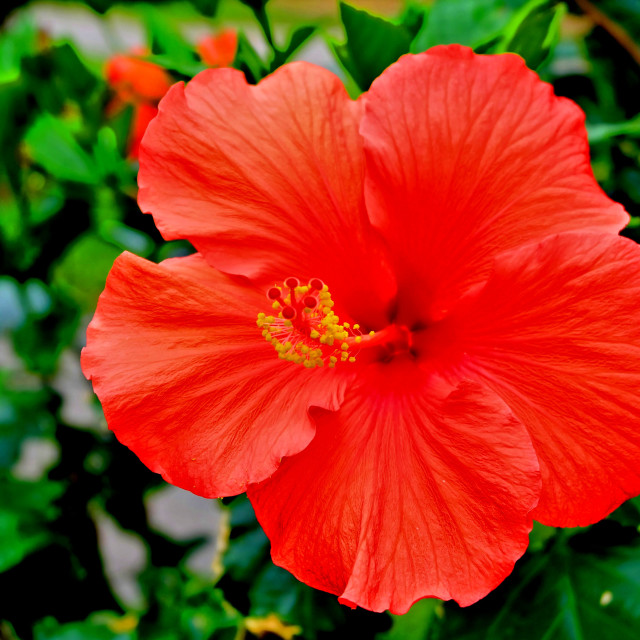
[257,277,414,368]
[256,277,368,368]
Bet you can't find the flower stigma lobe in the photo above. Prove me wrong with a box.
[256,277,368,368]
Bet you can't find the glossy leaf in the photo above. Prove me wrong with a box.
[335,2,414,90]
[412,0,516,52]
[431,529,640,640]
[249,564,346,639]
[98,221,154,258]
[221,497,270,582]
[0,13,37,83]
[497,0,566,69]
[52,233,121,312]
[377,598,442,640]
[24,114,98,184]
[138,568,242,640]
[143,7,198,72]
[92,127,129,184]
[234,32,268,84]
[588,114,640,143]
[271,25,316,70]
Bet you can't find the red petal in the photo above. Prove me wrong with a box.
[442,232,640,526]
[81,252,349,497]
[105,54,172,102]
[248,362,540,613]
[197,30,238,68]
[138,63,395,328]
[361,45,628,325]
[129,103,157,159]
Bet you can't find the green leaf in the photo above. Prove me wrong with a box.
[1,476,63,517]
[92,127,125,182]
[189,0,221,18]
[588,114,640,143]
[223,528,269,581]
[99,221,154,258]
[0,13,38,84]
[271,26,316,70]
[51,233,121,312]
[528,521,558,552]
[221,496,270,582]
[142,8,200,76]
[24,114,98,184]
[497,0,567,69]
[0,79,28,177]
[234,32,269,83]
[412,0,517,52]
[144,54,205,79]
[399,4,427,39]
[0,477,64,572]
[138,568,242,639]
[49,43,99,103]
[27,176,65,226]
[376,598,442,640]
[250,564,345,639]
[33,614,136,640]
[432,531,640,640]
[219,495,344,638]
[0,510,51,573]
[335,2,414,90]
[609,497,640,528]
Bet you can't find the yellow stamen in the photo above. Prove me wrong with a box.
[257,277,373,368]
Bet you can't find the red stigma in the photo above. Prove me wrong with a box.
[282,306,297,320]
[284,277,300,289]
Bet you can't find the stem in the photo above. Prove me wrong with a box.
[574,0,640,67]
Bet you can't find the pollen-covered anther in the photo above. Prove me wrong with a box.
[257,277,369,368]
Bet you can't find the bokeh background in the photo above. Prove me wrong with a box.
[1,1,639,638]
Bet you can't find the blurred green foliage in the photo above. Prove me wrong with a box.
[1,0,639,639]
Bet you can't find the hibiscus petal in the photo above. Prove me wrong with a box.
[138,63,395,327]
[361,45,628,325]
[129,103,158,159]
[197,30,237,68]
[443,232,640,526]
[81,252,350,497]
[248,362,540,613]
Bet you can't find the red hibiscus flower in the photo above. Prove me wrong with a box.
[104,49,173,158]
[82,45,640,613]
[197,29,238,67]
